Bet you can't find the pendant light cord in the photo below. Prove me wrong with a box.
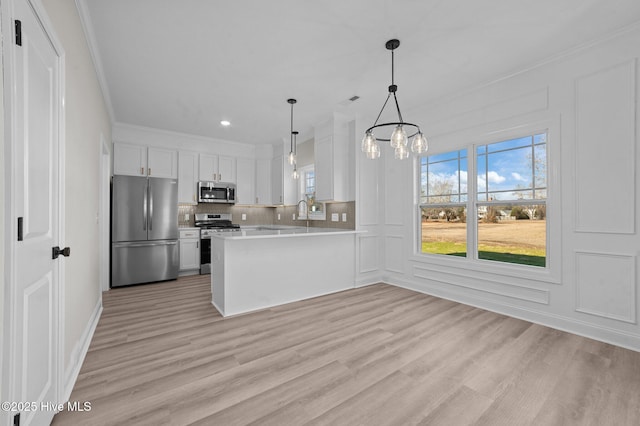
[372,48,404,127]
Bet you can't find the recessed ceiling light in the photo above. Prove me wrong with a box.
[220,120,231,127]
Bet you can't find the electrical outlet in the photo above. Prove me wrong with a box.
[292,213,296,220]
[278,213,281,220]
[331,213,339,222]
[342,213,347,222]
[241,213,247,221]
[184,213,189,221]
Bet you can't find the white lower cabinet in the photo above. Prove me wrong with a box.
[179,228,200,275]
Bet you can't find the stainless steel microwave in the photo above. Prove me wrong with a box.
[198,181,236,204]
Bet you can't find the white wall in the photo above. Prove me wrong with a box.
[0,14,5,404]
[41,0,112,388]
[360,25,640,351]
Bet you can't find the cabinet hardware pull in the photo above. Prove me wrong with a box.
[141,167,144,175]
[149,168,152,176]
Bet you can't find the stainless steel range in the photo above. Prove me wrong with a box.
[195,213,240,274]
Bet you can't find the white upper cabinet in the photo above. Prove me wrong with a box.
[113,143,177,178]
[271,155,284,205]
[271,154,297,205]
[255,158,272,205]
[235,158,256,205]
[178,151,199,204]
[218,155,236,183]
[314,135,334,201]
[314,114,354,202]
[199,154,236,183]
[199,154,217,181]
[147,147,178,178]
[113,143,146,176]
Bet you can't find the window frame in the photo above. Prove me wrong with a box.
[414,120,560,284]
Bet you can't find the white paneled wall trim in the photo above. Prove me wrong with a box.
[355,21,640,352]
[412,264,550,305]
[574,59,636,234]
[575,251,637,324]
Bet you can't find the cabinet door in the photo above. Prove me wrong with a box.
[147,147,178,178]
[178,151,199,204]
[199,154,218,181]
[271,155,284,204]
[218,155,236,183]
[255,158,271,205]
[113,142,146,176]
[179,238,200,271]
[236,158,255,204]
[314,135,333,201]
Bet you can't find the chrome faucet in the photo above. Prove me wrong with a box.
[296,199,310,228]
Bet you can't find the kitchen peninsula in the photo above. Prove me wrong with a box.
[211,227,361,316]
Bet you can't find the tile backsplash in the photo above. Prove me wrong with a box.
[178,201,356,229]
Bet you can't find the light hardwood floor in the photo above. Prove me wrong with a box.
[53,275,640,425]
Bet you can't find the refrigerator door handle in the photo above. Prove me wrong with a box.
[143,181,148,231]
[149,181,154,231]
[113,241,177,248]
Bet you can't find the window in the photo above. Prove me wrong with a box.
[298,165,325,219]
[304,169,315,197]
[419,132,547,268]
[419,149,468,257]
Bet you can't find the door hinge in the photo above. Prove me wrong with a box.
[17,217,23,241]
[13,412,20,426]
[14,20,22,46]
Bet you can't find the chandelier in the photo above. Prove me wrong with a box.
[361,39,428,160]
[287,98,300,179]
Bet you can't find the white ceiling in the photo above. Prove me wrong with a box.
[81,0,640,145]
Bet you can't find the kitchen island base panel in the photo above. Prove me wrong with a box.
[212,233,356,317]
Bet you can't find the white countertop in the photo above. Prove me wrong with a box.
[212,225,362,240]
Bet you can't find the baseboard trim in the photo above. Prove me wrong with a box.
[62,295,102,401]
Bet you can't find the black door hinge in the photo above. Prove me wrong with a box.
[17,217,23,241]
[15,20,22,46]
[13,412,20,426]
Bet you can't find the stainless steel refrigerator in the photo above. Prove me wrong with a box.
[111,175,179,287]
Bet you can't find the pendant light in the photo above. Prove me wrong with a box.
[287,99,297,166]
[291,131,300,179]
[287,99,300,179]
[361,39,428,159]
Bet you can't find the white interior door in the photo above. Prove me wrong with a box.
[8,0,62,424]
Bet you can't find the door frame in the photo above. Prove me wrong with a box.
[99,134,110,292]
[1,0,66,421]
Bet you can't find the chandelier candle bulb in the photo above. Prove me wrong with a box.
[366,143,381,159]
[411,132,429,154]
[390,125,408,148]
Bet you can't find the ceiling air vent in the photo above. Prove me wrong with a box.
[338,95,360,107]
